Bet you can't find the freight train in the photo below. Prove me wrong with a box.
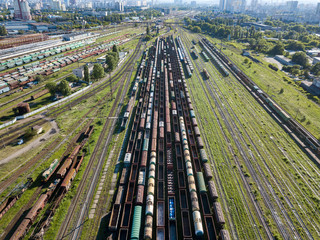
[201,37,320,157]
[0,34,131,95]
[0,178,33,220]
[9,125,93,240]
[109,36,230,240]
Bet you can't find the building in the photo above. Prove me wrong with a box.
[313,57,320,65]
[317,3,320,15]
[220,0,245,12]
[275,55,293,66]
[29,22,56,32]
[73,63,94,79]
[32,125,43,134]
[286,1,298,12]
[115,1,124,11]
[14,0,32,20]
[190,1,196,7]
[47,0,66,10]
[63,32,91,41]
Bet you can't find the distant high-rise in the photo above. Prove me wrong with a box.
[286,1,298,12]
[220,0,245,12]
[69,0,76,6]
[14,0,32,21]
[251,0,258,10]
[115,1,124,11]
[317,3,320,15]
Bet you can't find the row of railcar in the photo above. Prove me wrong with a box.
[172,36,230,240]
[0,31,120,72]
[202,37,320,157]
[171,36,214,239]
[110,36,230,240]
[0,34,130,95]
[199,40,229,77]
[9,125,93,240]
[0,178,33,220]
[109,40,156,237]
[0,39,91,72]
[121,49,148,129]
[176,36,194,77]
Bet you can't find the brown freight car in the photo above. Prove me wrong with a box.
[31,89,49,100]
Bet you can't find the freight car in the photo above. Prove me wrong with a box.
[213,202,225,226]
[220,229,231,240]
[42,159,59,182]
[191,50,199,59]
[0,178,33,220]
[202,51,210,62]
[203,68,210,79]
[10,193,48,240]
[56,145,81,178]
[30,89,49,100]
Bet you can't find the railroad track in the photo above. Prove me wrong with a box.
[198,33,316,239]
[0,36,141,148]
[0,38,143,235]
[56,38,143,240]
[180,27,314,239]
[0,120,92,240]
[179,28,268,240]
[213,39,320,238]
[192,33,293,239]
[106,36,225,240]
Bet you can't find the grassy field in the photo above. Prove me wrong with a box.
[204,36,320,140]
[180,28,320,239]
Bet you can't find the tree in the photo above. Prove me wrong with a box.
[112,44,118,53]
[146,25,150,35]
[66,74,78,82]
[192,26,201,33]
[0,25,7,36]
[292,52,308,68]
[35,75,43,82]
[112,44,119,61]
[105,54,117,72]
[145,35,152,41]
[269,42,284,55]
[92,63,104,79]
[58,79,71,96]
[84,65,90,82]
[286,40,305,51]
[45,82,57,96]
[311,62,320,75]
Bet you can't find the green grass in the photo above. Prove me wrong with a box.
[205,36,320,139]
[180,28,320,239]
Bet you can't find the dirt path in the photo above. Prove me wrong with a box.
[0,118,59,165]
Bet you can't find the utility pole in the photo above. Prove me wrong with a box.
[109,73,112,100]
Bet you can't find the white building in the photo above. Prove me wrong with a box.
[313,78,320,88]
[73,64,94,79]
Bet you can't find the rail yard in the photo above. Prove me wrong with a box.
[0,17,320,240]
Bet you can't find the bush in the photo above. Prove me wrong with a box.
[24,129,37,141]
